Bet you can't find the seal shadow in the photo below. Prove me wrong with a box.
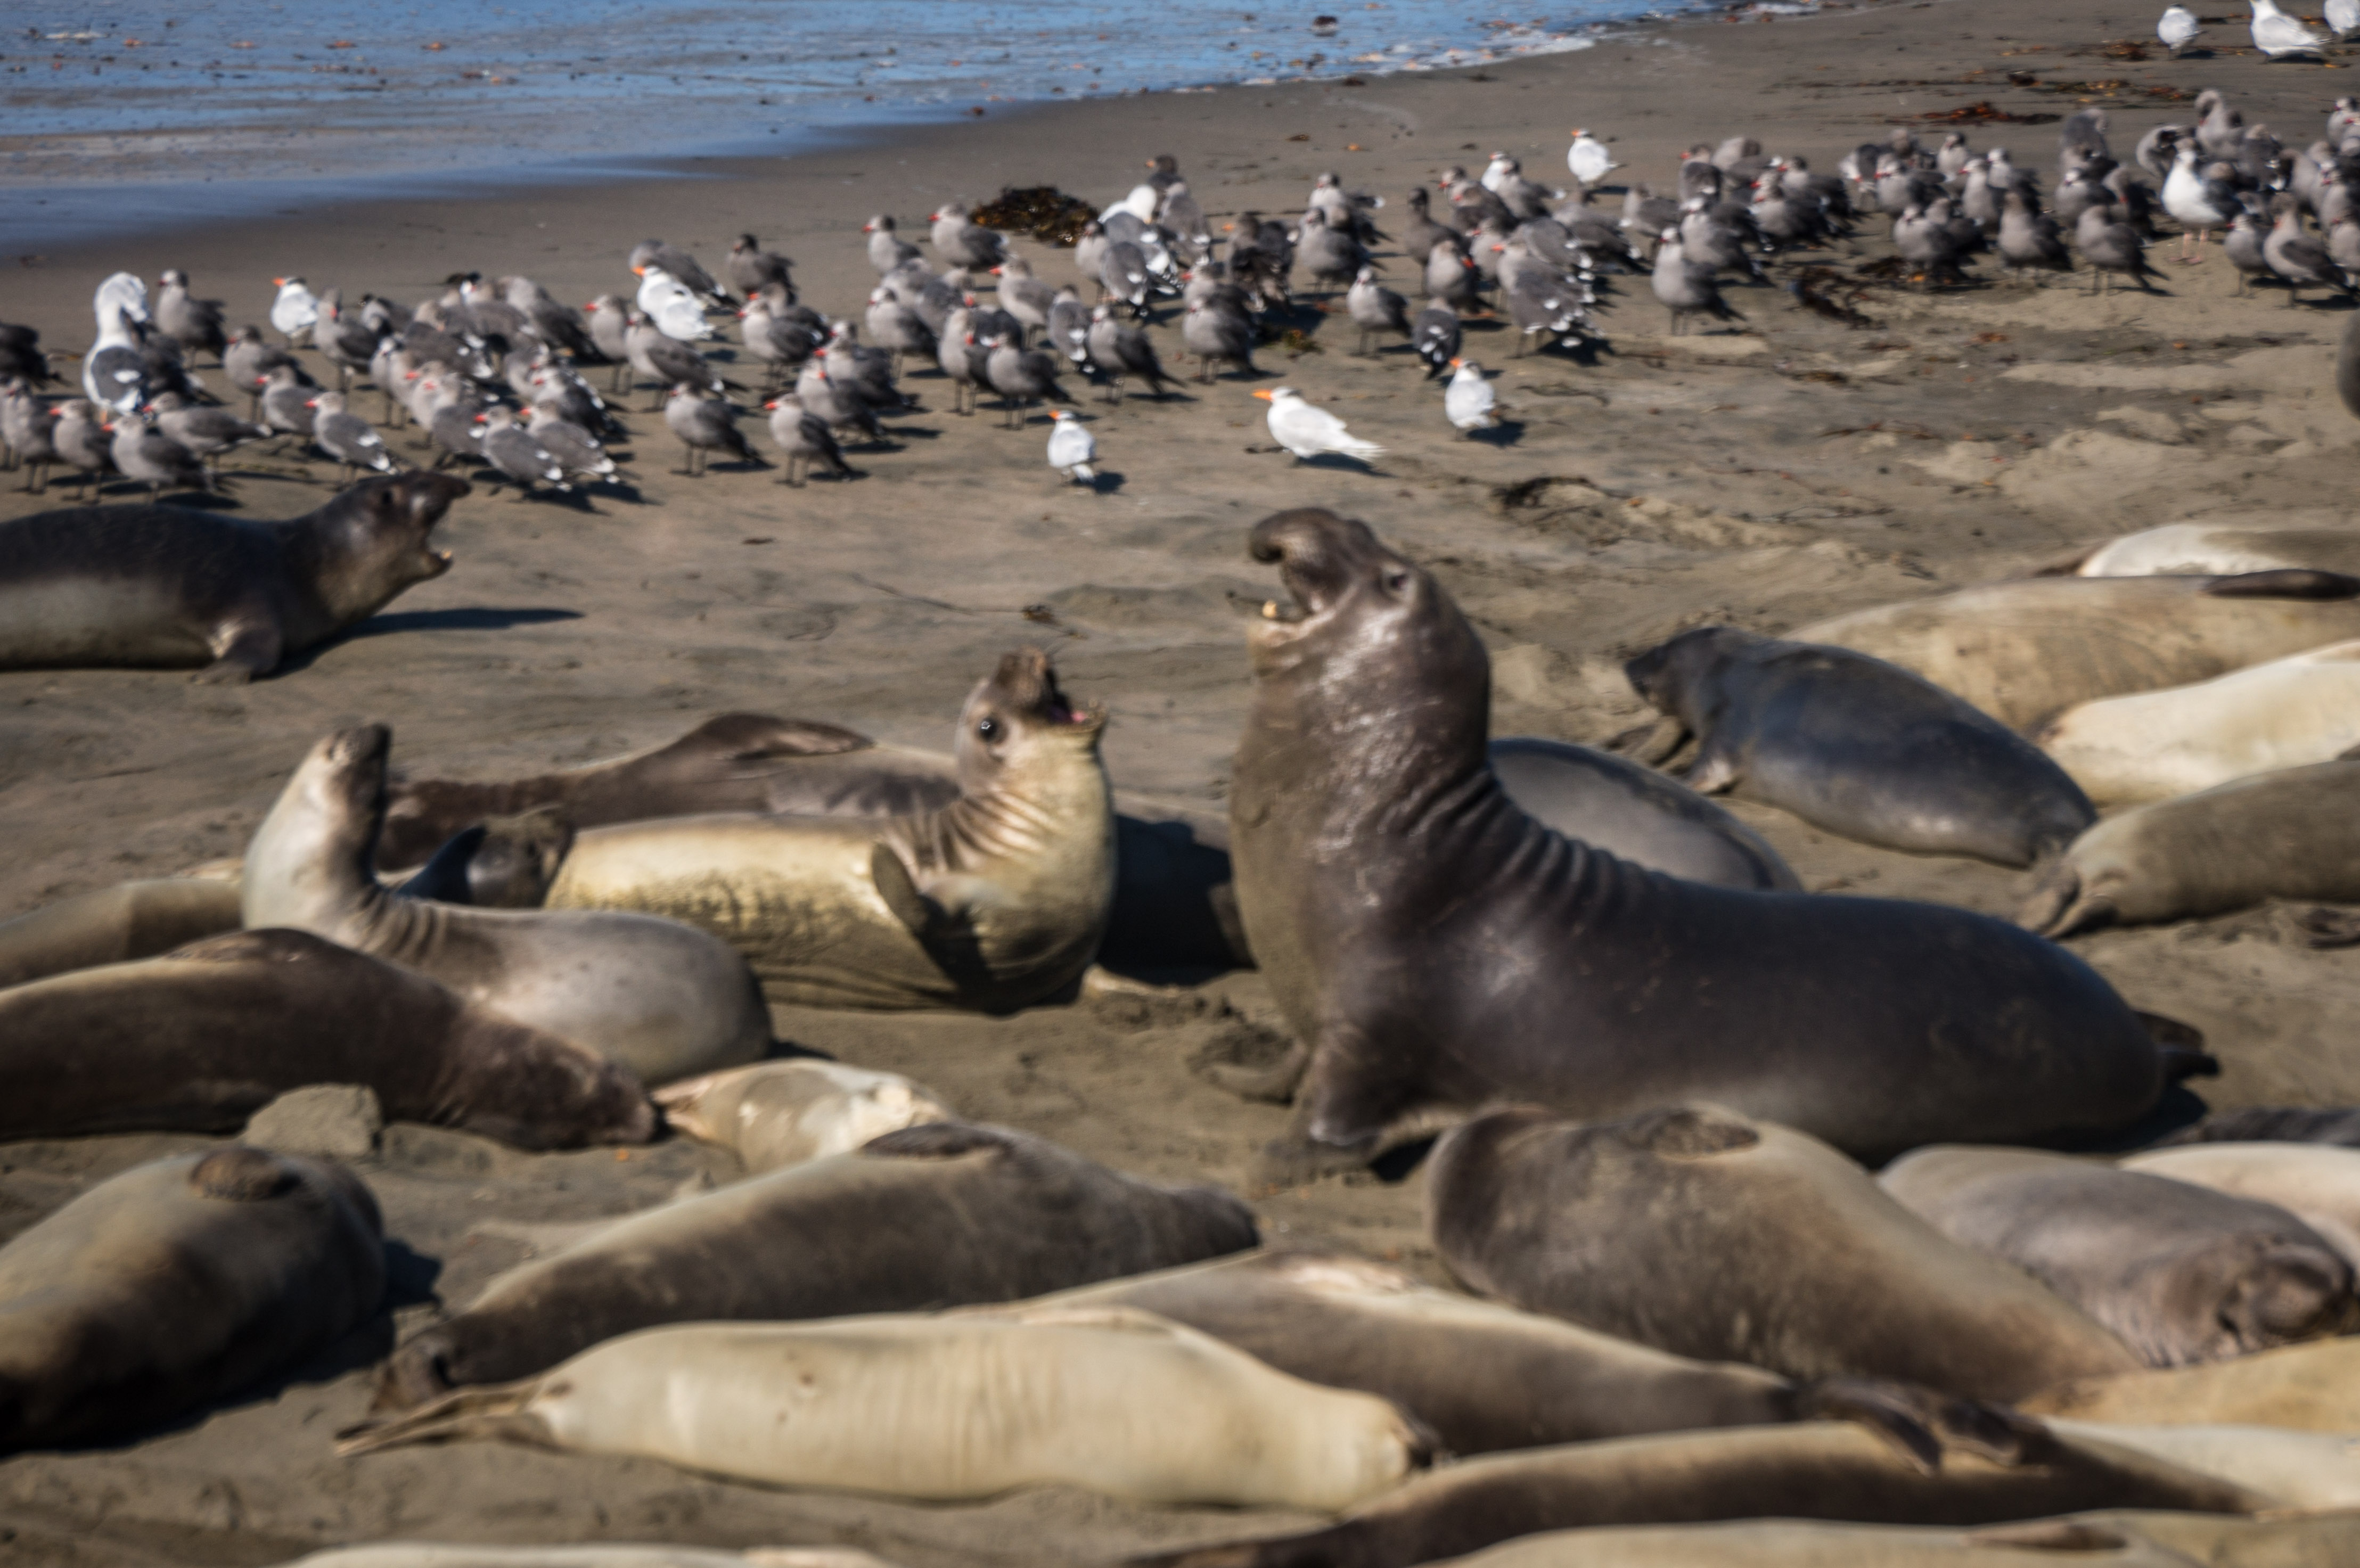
[339,606,585,641]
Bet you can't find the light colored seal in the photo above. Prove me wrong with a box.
[654,1058,952,1172]
[2021,1335,2360,1430]
[1230,510,2203,1174]
[276,1549,898,1568]
[243,724,771,1085]
[2122,1142,2360,1268]
[2042,1421,2360,1509]
[0,470,467,682]
[376,1121,1256,1406]
[1025,1246,1960,1459]
[0,929,653,1148]
[2073,520,2360,578]
[1427,1106,2141,1403]
[2018,760,2360,935]
[0,1146,386,1450]
[342,1307,1430,1511]
[1486,737,1798,889]
[1417,1515,2254,1567]
[543,650,1116,1012]
[1622,626,2093,866]
[0,875,243,988]
[1877,1145,2358,1367]
[1792,570,2360,730]
[2033,641,2360,802]
[1122,1419,2258,1568]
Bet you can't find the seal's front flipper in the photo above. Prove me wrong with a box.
[197,621,283,684]
[868,843,941,935]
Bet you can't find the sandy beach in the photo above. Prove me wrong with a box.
[5,0,2360,1559]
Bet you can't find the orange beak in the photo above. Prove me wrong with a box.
[272,276,288,286]
[1252,389,1275,401]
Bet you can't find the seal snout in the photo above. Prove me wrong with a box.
[1249,508,1388,623]
[988,647,1104,731]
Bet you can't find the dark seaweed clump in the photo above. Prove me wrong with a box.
[972,186,1099,247]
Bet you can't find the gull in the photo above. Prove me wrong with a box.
[83,284,151,415]
[1045,408,1096,485]
[1444,359,1497,433]
[2252,0,2328,57]
[2331,0,2360,37]
[1253,387,1385,464]
[1568,129,1619,187]
[2164,144,2238,259]
[269,276,319,346]
[635,266,714,342]
[2158,5,2206,54]
[307,390,396,481]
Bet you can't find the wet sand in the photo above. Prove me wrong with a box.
[5,0,2360,1562]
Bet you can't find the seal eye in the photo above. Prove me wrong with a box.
[1383,570,1411,594]
[977,716,1001,742]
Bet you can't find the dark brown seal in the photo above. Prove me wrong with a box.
[0,928,654,1149]
[0,471,468,682]
[0,1146,386,1450]
[1228,509,2205,1173]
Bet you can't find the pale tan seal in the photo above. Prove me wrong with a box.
[242,724,771,1084]
[0,1146,386,1450]
[277,1549,900,1568]
[1427,1106,2141,1403]
[1420,1515,2240,1567]
[0,875,243,988]
[1792,570,2360,730]
[543,649,1116,1011]
[2121,1142,2360,1269]
[2040,1421,2360,1509]
[2072,520,2360,578]
[654,1058,952,1171]
[1878,1145,2358,1368]
[2018,760,2360,935]
[2020,1335,2360,1430]
[342,1307,1430,1511]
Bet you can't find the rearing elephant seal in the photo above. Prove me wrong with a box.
[544,649,1117,1011]
[1228,508,2204,1170]
[242,725,771,1084]
[0,1146,386,1450]
[1622,626,2093,866]
[0,471,468,682]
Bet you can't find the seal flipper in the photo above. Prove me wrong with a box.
[687,713,876,764]
[2296,906,2360,948]
[860,1121,1017,1159]
[394,825,489,903]
[868,843,941,935]
[2201,568,2360,600]
[195,620,284,684]
[2017,863,2113,938]
[337,1377,555,1455]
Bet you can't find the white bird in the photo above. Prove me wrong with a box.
[83,294,150,415]
[2251,0,2327,57]
[1103,184,1160,223]
[2163,144,2236,260]
[635,266,715,342]
[2331,0,2360,37]
[2158,4,2207,52]
[1046,408,1096,483]
[1481,154,1518,194]
[94,271,150,331]
[1568,129,1619,187]
[1443,359,1497,433]
[1253,386,1386,464]
[269,276,319,344]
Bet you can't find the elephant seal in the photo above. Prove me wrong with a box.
[346,1307,1429,1510]
[376,1121,1256,1406]
[1023,1246,1970,1459]
[243,724,771,1084]
[1622,626,2093,866]
[0,875,243,988]
[1877,1145,2359,1367]
[2033,642,2360,803]
[280,1550,900,1568]
[1486,738,1797,889]
[1124,1419,2257,1568]
[2122,1143,2360,1269]
[2074,521,2360,579]
[543,650,1118,1012]
[390,806,576,908]
[654,1058,951,1172]
[2158,1104,2360,1147]
[0,1146,386,1450]
[2018,761,2360,936]
[2021,1335,2360,1430]
[1792,570,2360,730]
[0,471,468,682]
[1228,508,2202,1171]
[1427,1106,2140,1403]
[1414,1514,2276,1568]
[2042,1421,2360,1509]
[0,929,654,1148]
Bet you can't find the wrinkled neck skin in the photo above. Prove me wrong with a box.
[887,737,1110,884]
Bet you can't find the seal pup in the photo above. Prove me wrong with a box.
[1021,1246,1972,1458]
[376,1122,1256,1406]
[2019,760,2360,935]
[0,471,468,682]
[1791,570,2360,730]
[1230,509,2202,1171]
[0,876,243,988]
[1122,1420,2258,1568]
[0,929,654,1148]
[242,725,772,1085]
[1623,626,2094,866]
[2033,641,2360,802]
[279,1550,900,1568]
[655,1058,952,1172]
[345,1307,1429,1510]
[2071,520,2360,578]
[544,650,1117,1012]
[1428,1106,2141,1402]
[2022,1335,2360,1429]
[2124,1143,2360,1265]
[1878,1145,2359,1367]
[0,1146,386,1450]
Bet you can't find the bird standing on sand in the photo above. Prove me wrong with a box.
[52,400,115,499]
[528,404,618,485]
[3,378,57,492]
[1413,300,1461,380]
[865,215,923,275]
[931,202,1009,270]
[1182,292,1258,384]
[308,390,396,481]
[727,235,796,301]
[155,269,227,363]
[765,393,857,486]
[84,297,152,416]
[2164,145,2238,260]
[255,363,315,438]
[2076,203,2164,293]
[985,332,1066,429]
[150,390,265,474]
[2251,0,2328,56]
[1444,359,1497,434]
[993,255,1059,344]
[1345,267,1412,357]
[1046,408,1096,485]
[665,384,760,476]
[587,295,633,385]
[269,277,319,347]
[2158,5,2206,53]
[1084,304,1181,401]
[629,240,726,304]
[1998,189,2075,281]
[474,405,571,498]
[2265,196,2351,302]
[1651,229,1743,334]
[1568,130,1619,188]
[1253,387,1384,465]
[636,267,715,342]
[111,414,211,503]
[626,311,726,411]
[2331,0,2360,38]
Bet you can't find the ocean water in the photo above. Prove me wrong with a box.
[1,0,1686,247]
